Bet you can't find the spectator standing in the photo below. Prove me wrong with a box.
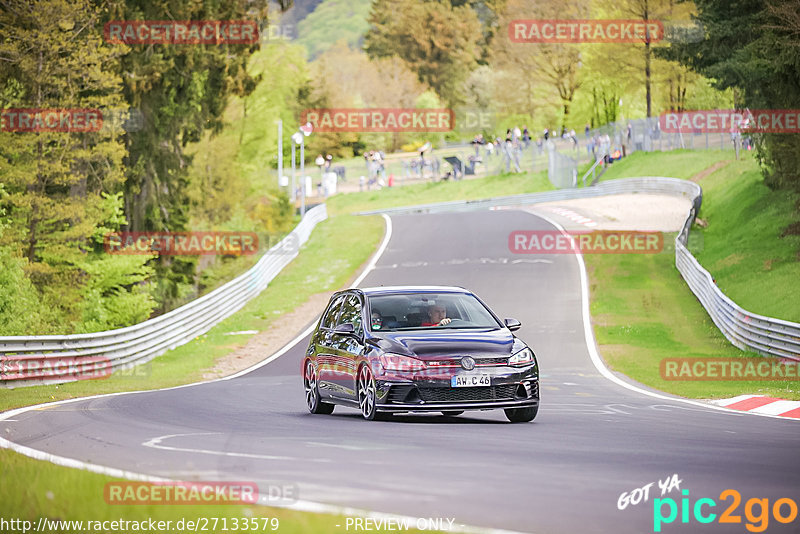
[315,154,325,177]
[625,122,633,156]
[471,134,483,157]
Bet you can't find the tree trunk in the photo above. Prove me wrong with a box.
[644,0,652,118]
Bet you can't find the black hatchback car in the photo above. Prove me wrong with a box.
[302,286,540,422]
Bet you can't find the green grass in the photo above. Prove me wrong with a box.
[0,449,430,534]
[691,157,800,322]
[587,151,800,399]
[0,214,384,412]
[328,169,554,215]
[587,246,800,400]
[594,149,735,182]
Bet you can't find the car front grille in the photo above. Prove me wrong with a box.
[426,357,509,368]
[475,357,509,366]
[417,384,518,403]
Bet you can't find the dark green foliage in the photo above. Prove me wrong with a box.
[662,0,800,192]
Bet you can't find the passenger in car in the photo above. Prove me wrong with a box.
[370,311,383,330]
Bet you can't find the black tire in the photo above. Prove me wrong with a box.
[441,411,464,417]
[504,405,538,423]
[357,364,379,420]
[304,360,334,415]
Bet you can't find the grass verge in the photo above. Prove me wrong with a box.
[593,149,735,182]
[691,158,800,322]
[0,214,384,412]
[587,245,800,400]
[587,151,800,400]
[0,449,431,534]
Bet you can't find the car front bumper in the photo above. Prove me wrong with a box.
[374,365,539,413]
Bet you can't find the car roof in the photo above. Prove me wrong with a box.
[356,285,470,296]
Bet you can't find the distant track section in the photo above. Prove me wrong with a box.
[358,176,800,360]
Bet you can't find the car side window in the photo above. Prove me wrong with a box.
[337,294,363,336]
[321,295,345,329]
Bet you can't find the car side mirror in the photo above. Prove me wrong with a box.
[504,318,521,332]
[333,322,356,336]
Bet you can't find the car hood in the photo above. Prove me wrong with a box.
[370,328,515,359]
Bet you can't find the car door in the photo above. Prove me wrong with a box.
[329,293,366,399]
[316,294,345,395]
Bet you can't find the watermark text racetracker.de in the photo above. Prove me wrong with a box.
[301,108,455,133]
[660,357,800,380]
[1,108,103,133]
[0,356,111,381]
[103,20,259,45]
[104,231,260,256]
[509,230,663,254]
[103,481,296,505]
[1,108,144,133]
[509,19,664,43]
[0,516,280,533]
[659,109,800,133]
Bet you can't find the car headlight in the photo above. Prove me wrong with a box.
[508,347,536,367]
[379,354,426,372]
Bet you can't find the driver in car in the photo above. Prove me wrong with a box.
[421,304,452,326]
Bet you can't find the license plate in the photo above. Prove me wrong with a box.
[451,374,491,387]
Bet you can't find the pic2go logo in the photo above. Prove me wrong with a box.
[653,489,799,532]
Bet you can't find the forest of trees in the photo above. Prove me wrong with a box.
[0,0,797,335]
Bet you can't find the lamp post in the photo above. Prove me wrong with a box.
[294,122,313,216]
[290,134,298,203]
[276,119,282,191]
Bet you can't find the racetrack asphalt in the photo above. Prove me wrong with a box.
[3,209,799,533]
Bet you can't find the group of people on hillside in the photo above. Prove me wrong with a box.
[470,126,531,173]
[362,150,389,190]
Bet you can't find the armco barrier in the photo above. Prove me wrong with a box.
[356,177,701,216]
[359,177,800,361]
[0,205,328,387]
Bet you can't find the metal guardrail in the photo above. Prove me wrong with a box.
[356,177,701,216]
[359,177,800,361]
[0,205,328,387]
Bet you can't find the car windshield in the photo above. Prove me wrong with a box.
[367,292,502,331]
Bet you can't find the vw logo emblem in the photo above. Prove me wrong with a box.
[461,356,475,370]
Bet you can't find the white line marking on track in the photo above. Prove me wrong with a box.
[142,432,326,462]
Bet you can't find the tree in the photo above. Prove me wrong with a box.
[0,0,158,332]
[309,41,428,153]
[663,0,800,192]
[103,0,270,309]
[364,0,483,106]
[490,0,586,129]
